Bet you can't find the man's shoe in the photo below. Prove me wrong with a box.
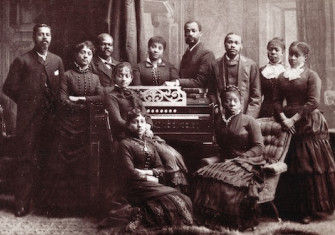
[15,206,29,217]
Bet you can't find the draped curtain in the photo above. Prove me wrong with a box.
[296,0,327,91]
[37,0,146,68]
[107,0,146,65]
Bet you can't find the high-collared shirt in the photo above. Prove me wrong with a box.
[261,63,286,79]
[283,63,305,81]
[146,57,163,69]
[225,54,240,65]
[37,51,48,61]
[188,40,201,52]
[99,56,113,69]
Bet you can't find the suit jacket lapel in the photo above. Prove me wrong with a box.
[95,57,112,78]
[219,57,226,91]
[238,55,248,110]
[238,55,248,90]
[36,54,45,65]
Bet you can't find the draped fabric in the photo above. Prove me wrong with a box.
[108,0,146,64]
[296,0,327,91]
[36,0,146,68]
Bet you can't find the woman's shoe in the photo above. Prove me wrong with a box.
[301,216,311,224]
[15,206,30,217]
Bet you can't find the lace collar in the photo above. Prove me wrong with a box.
[74,62,90,73]
[222,109,241,126]
[283,63,305,81]
[261,63,285,79]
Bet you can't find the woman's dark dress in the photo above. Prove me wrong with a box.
[104,86,152,141]
[132,59,179,85]
[259,63,285,118]
[41,66,103,211]
[104,86,188,190]
[193,113,265,228]
[273,68,335,215]
[117,136,193,227]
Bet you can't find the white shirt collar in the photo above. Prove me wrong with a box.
[99,56,112,64]
[225,54,239,61]
[188,40,201,52]
[146,57,162,68]
[37,51,48,61]
[283,63,305,81]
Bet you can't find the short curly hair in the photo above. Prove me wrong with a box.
[74,40,96,54]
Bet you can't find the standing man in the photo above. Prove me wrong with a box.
[212,32,261,118]
[176,20,215,88]
[91,33,119,88]
[2,24,65,216]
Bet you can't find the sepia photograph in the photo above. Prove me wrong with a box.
[1,0,335,234]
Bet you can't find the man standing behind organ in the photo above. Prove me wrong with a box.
[91,33,119,88]
[2,24,65,217]
[212,33,261,119]
[173,20,215,89]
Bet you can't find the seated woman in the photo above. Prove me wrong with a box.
[41,40,103,215]
[193,85,265,230]
[105,62,188,191]
[132,36,179,85]
[113,108,193,230]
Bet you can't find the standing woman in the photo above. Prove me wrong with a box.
[132,36,179,85]
[273,41,335,223]
[41,40,103,214]
[259,37,286,118]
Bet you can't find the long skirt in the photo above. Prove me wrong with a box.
[193,157,264,229]
[40,110,91,214]
[127,180,193,227]
[150,136,189,193]
[276,109,335,215]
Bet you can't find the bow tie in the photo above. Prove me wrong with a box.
[104,60,115,70]
[117,87,132,97]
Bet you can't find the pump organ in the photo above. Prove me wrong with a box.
[129,86,216,143]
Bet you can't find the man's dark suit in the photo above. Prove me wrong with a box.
[212,54,261,118]
[91,56,119,87]
[3,48,65,208]
[179,42,215,88]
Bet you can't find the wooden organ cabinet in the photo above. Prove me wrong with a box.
[130,86,218,172]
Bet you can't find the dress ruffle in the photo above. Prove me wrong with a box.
[193,158,264,228]
[277,109,335,214]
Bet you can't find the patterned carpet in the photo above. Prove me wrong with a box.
[1,194,335,235]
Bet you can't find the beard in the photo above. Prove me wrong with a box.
[185,37,199,45]
[36,41,49,52]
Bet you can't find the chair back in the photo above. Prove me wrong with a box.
[257,117,291,163]
[257,117,292,204]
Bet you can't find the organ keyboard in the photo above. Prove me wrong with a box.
[129,86,216,143]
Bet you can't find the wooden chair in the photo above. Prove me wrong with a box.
[89,102,113,216]
[200,117,292,222]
